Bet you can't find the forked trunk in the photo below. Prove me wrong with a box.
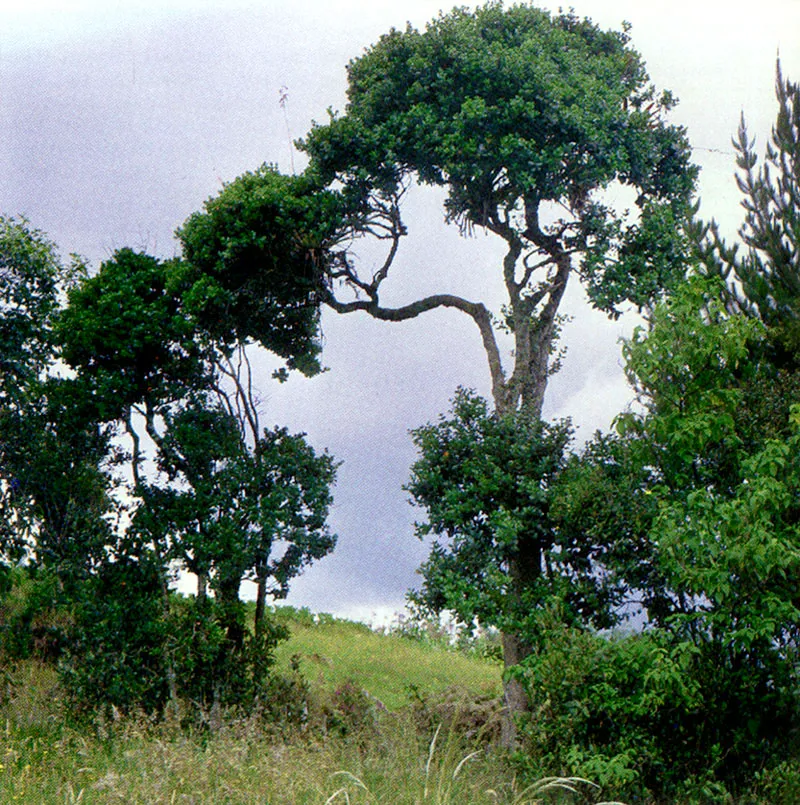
[495,287,560,748]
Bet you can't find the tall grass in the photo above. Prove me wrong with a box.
[3,610,797,803]
[0,660,620,805]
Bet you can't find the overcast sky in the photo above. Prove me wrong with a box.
[2,0,799,623]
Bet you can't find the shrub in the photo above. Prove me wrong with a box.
[59,557,171,717]
[515,615,800,801]
[0,567,74,662]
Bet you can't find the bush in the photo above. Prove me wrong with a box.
[0,567,74,662]
[515,615,800,801]
[59,557,172,717]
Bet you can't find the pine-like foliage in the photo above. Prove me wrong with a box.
[716,64,800,324]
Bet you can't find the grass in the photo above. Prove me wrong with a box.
[272,609,501,711]
[0,610,618,804]
[2,610,797,803]
[0,660,604,805]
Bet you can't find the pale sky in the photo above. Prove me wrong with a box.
[2,1,798,623]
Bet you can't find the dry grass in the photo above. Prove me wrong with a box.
[0,661,614,805]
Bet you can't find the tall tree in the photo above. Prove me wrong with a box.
[300,3,696,415]
[178,4,697,734]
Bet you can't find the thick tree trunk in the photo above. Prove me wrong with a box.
[158,563,178,705]
[500,531,543,747]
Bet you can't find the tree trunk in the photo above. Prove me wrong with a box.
[500,530,543,747]
[196,569,208,603]
[217,575,245,651]
[254,561,267,640]
[494,261,566,747]
[500,630,531,748]
[158,563,178,705]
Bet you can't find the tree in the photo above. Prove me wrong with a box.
[134,394,337,678]
[0,218,121,671]
[701,63,800,354]
[180,4,697,731]
[127,396,337,707]
[407,389,619,637]
[0,217,113,586]
[537,71,800,792]
[553,277,800,792]
[57,247,338,708]
[300,3,696,414]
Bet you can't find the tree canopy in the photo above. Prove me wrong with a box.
[186,3,697,419]
[178,166,346,378]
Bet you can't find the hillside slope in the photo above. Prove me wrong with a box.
[273,609,502,711]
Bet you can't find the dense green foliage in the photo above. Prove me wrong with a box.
[303,2,695,314]
[177,165,346,378]
[515,70,800,800]
[528,280,800,798]
[0,209,337,713]
[56,249,202,418]
[407,391,617,641]
[0,219,114,601]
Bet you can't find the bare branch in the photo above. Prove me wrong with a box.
[124,407,143,490]
[321,288,507,405]
[214,347,261,445]
[369,194,406,291]
[520,252,557,290]
[142,399,164,452]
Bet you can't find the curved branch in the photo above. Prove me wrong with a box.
[215,345,260,446]
[322,289,507,407]
[124,408,143,490]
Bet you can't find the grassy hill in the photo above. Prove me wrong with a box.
[272,608,501,711]
[0,609,558,805]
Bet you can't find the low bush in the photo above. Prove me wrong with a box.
[0,567,74,662]
[515,616,800,802]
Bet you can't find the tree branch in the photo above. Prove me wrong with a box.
[124,407,144,490]
[215,345,261,446]
[321,289,507,407]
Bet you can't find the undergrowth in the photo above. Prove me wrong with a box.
[4,610,800,803]
[0,660,613,805]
